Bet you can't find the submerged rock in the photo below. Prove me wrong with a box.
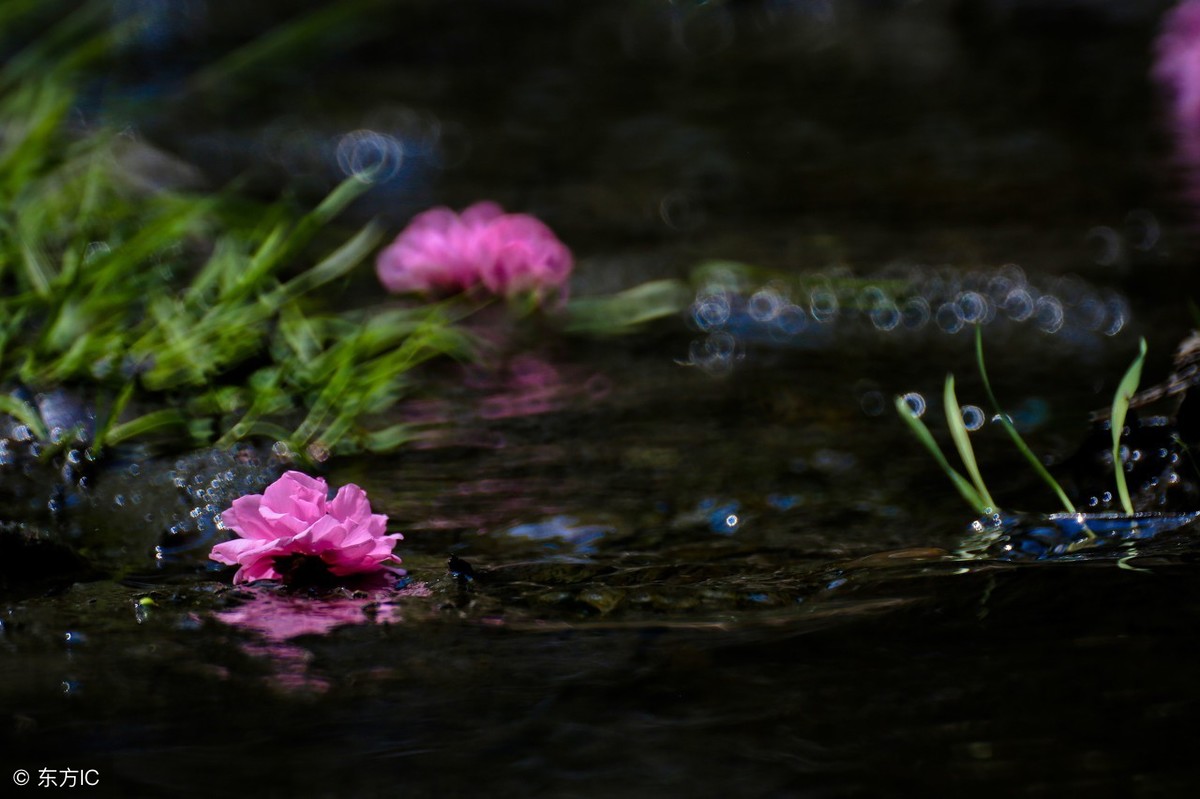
[0,520,95,588]
[0,386,285,583]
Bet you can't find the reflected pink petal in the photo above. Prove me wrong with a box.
[212,583,429,694]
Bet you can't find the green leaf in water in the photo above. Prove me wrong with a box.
[943,374,996,513]
[974,325,1077,515]
[895,394,990,516]
[1112,337,1148,516]
[0,394,48,441]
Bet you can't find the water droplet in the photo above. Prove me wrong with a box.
[901,392,927,418]
[335,129,404,183]
[961,405,985,432]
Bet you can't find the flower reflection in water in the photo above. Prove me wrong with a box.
[213,580,431,693]
[401,353,611,448]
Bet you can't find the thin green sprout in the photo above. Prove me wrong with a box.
[1111,337,1148,516]
[974,325,1077,515]
[894,395,991,516]
[943,374,996,513]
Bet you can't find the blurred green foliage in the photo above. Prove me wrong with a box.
[0,4,469,460]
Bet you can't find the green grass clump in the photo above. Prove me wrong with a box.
[0,9,468,460]
[897,326,1150,522]
[895,385,994,517]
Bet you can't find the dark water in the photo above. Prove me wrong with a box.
[7,1,1200,796]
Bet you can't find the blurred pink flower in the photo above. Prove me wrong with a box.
[1156,1,1200,160]
[210,471,401,585]
[376,201,573,302]
[476,214,574,300]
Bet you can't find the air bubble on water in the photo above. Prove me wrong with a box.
[961,405,986,432]
[869,299,901,332]
[748,287,784,322]
[901,392,927,418]
[335,129,404,183]
[1004,288,1034,322]
[901,297,930,329]
[956,291,990,324]
[1125,209,1160,252]
[1034,295,1064,334]
[1087,225,1121,266]
[773,304,807,335]
[692,291,731,329]
[935,301,963,334]
[1103,293,1129,336]
[809,288,839,322]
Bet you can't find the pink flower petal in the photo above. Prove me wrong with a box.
[219,495,276,540]
[376,202,572,302]
[210,471,399,585]
[328,484,372,524]
[263,471,328,520]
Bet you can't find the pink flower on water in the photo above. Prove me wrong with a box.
[209,471,401,585]
[476,214,573,300]
[376,201,573,302]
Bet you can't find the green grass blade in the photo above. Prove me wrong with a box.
[974,325,1076,514]
[188,0,384,96]
[268,220,383,305]
[0,395,48,441]
[895,395,990,515]
[91,381,135,457]
[362,423,414,453]
[1112,337,1148,516]
[943,374,996,512]
[564,279,691,335]
[102,409,188,448]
